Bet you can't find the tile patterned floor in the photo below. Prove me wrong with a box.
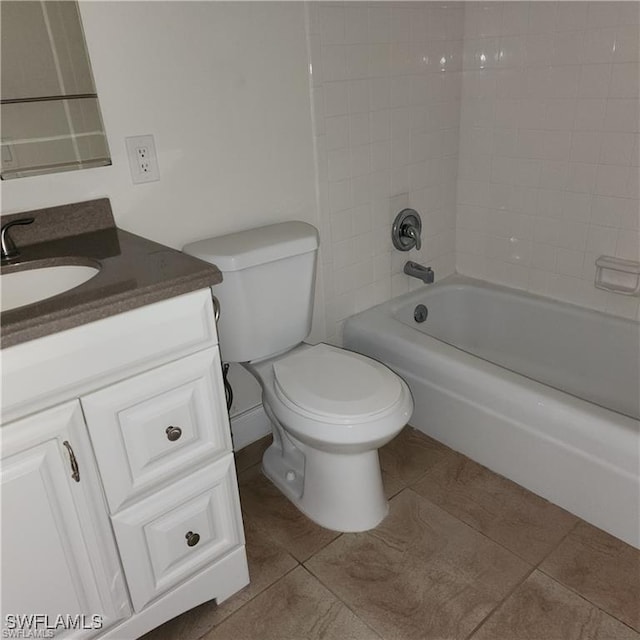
[143,428,640,640]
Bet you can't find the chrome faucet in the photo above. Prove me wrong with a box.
[404,224,421,251]
[1,217,34,262]
[404,261,434,284]
[392,208,422,252]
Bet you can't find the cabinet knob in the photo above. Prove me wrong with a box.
[165,426,182,442]
[185,531,200,547]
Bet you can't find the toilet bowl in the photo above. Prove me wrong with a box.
[183,221,414,532]
[247,343,413,531]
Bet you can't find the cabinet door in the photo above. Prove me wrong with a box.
[1,401,130,638]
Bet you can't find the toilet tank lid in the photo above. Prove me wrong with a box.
[183,221,319,272]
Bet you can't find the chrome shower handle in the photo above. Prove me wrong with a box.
[392,209,422,252]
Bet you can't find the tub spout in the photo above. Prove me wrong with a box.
[404,261,434,284]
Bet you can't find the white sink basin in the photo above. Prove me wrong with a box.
[1,265,100,311]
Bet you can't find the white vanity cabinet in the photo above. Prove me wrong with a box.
[1,289,249,639]
[0,401,130,639]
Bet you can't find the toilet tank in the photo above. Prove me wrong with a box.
[183,221,319,363]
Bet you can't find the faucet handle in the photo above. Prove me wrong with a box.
[404,224,422,251]
[392,208,422,252]
[1,217,34,261]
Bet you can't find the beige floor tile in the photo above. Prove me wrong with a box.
[203,566,381,640]
[379,426,452,498]
[540,521,640,631]
[139,599,220,640]
[471,570,640,640]
[234,435,272,473]
[238,465,340,562]
[305,489,530,640]
[412,452,578,564]
[141,516,298,640]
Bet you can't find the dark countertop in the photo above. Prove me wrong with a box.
[1,199,222,348]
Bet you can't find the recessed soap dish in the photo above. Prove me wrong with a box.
[594,255,640,296]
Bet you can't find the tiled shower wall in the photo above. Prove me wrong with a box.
[307,2,464,344]
[456,1,640,318]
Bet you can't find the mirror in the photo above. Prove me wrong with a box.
[1,1,111,180]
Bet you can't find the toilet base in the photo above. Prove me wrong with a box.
[262,431,388,532]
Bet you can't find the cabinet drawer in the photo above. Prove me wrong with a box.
[82,348,232,512]
[111,454,244,611]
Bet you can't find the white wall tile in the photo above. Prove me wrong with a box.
[348,79,370,113]
[587,2,619,29]
[578,64,611,99]
[368,6,391,44]
[600,132,635,165]
[556,3,588,33]
[604,99,640,132]
[310,0,463,341]
[349,112,370,146]
[528,2,558,34]
[325,115,349,150]
[614,25,640,63]
[501,2,529,36]
[609,63,640,99]
[320,6,345,45]
[345,7,368,45]
[581,27,616,64]
[324,81,349,116]
[310,0,638,342]
[456,1,640,318]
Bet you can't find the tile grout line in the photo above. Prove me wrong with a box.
[404,484,573,567]
[300,556,384,640]
[382,436,457,499]
[193,563,302,640]
[302,531,344,561]
[462,564,538,640]
[462,517,583,640]
[534,563,640,637]
[536,547,640,635]
[402,446,458,491]
[534,515,640,633]
[404,450,584,568]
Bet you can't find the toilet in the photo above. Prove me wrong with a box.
[184,221,413,532]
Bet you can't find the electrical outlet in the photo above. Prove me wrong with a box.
[125,135,160,184]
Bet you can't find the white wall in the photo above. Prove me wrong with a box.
[3,2,318,248]
[1,1,320,417]
[456,1,640,319]
[307,1,464,344]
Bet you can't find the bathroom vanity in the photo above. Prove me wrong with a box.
[0,200,249,638]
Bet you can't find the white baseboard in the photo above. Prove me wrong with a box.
[230,404,271,451]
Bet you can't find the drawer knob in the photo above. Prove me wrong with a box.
[165,426,182,442]
[185,531,200,547]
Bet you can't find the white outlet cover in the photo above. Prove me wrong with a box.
[125,134,160,184]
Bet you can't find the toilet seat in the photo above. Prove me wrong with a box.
[273,343,403,423]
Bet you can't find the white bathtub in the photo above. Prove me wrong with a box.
[343,275,640,548]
